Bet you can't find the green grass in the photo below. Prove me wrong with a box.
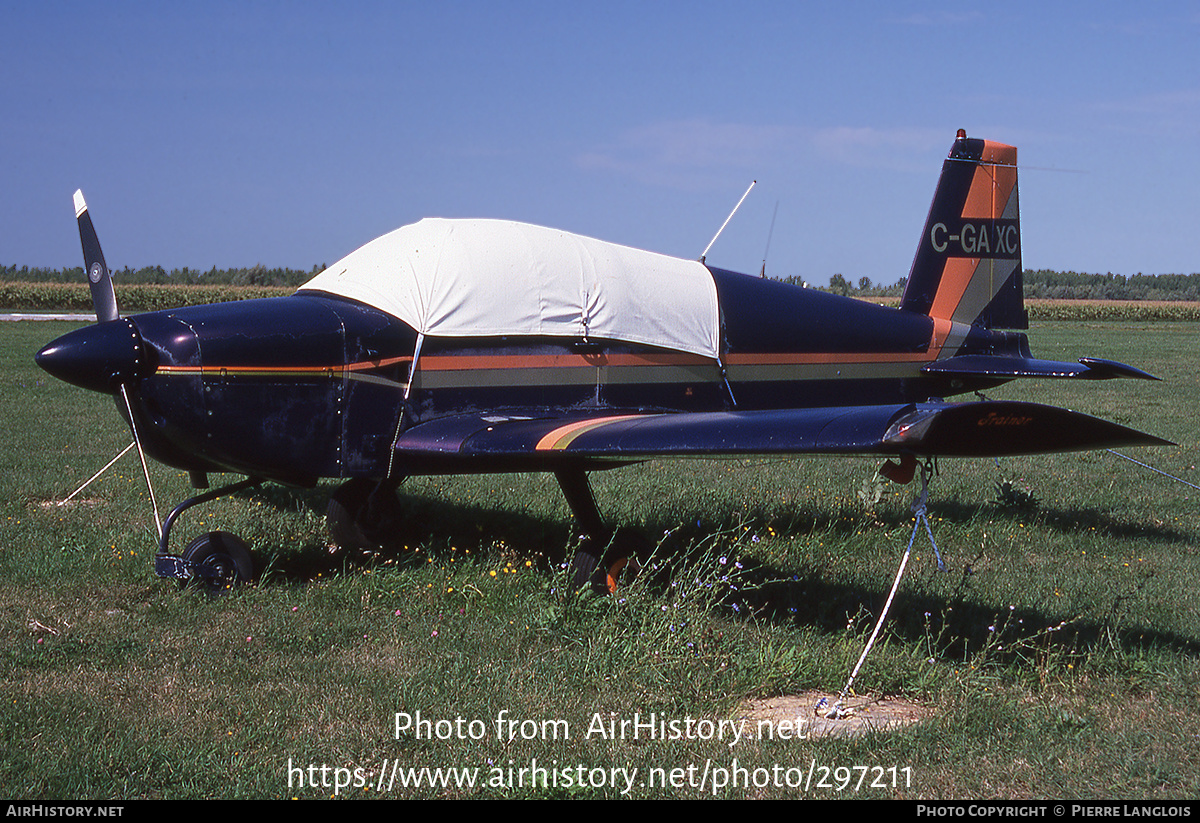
[2,320,1199,799]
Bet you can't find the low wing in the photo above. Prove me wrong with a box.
[394,400,1170,468]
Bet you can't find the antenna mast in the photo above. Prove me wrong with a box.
[700,180,756,264]
[759,200,779,278]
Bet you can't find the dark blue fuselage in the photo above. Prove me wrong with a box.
[37,269,1011,485]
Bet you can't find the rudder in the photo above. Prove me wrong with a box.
[900,130,1027,329]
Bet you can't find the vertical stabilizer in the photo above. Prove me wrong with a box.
[900,131,1027,329]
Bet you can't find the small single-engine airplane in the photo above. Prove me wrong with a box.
[37,130,1170,591]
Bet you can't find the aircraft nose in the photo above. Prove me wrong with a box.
[36,317,157,393]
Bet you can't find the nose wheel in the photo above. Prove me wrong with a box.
[153,476,263,591]
[182,531,254,593]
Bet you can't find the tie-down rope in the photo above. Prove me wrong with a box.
[820,459,943,719]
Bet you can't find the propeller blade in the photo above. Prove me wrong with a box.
[74,190,119,323]
[69,191,158,536]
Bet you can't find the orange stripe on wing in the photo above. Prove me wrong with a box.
[535,415,646,451]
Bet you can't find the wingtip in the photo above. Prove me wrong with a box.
[73,189,87,218]
[1078,357,1161,381]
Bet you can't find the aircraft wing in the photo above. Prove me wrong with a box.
[394,400,1170,466]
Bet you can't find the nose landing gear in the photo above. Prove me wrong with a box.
[153,476,263,593]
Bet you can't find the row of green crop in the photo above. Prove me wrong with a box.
[1024,300,1200,321]
[847,296,1200,322]
[1,263,319,288]
[0,282,292,312]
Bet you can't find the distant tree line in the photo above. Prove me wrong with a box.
[783,270,1200,301]
[775,274,909,298]
[0,263,323,288]
[1019,269,1200,301]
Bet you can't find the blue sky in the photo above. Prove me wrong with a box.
[3,2,1198,286]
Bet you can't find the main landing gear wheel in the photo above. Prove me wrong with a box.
[327,478,405,551]
[182,531,254,593]
[570,527,651,594]
[555,468,650,594]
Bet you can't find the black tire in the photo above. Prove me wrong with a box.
[570,527,651,594]
[568,533,605,592]
[327,478,404,551]
[182,531,254,592]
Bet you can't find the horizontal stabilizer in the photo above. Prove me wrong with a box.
[922,355,1159,381]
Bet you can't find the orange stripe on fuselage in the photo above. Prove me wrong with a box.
[722,351,930,366]
[157,364,340,377]
[417,351,710,371]
[154,343,956,385]
[156,354,412,377]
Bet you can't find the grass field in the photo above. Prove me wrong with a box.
[2,319,1198,799]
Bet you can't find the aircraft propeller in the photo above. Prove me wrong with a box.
[37,191,257,591]
[38,193,163,538]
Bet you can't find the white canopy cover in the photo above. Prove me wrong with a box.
[299,218,722,360]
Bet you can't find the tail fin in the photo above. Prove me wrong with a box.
[900,130,1027,329]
